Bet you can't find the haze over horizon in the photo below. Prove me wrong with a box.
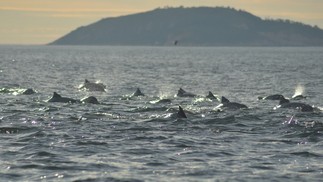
[1,0,323,45]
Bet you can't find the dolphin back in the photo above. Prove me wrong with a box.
[177,88,196,97]
[279,97,290,105]
[47,92,79,103]
[81,96,99,104]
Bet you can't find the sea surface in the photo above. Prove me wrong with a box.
[0,45,323,181]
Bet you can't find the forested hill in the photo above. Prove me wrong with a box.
[49,7,323,46]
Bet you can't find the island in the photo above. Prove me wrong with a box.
[49,7,323,46]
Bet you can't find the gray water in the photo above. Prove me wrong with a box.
[0,45,323,181]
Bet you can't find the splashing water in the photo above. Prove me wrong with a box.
[293,84,305,97]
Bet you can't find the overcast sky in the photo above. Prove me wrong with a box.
[1,0,323,45]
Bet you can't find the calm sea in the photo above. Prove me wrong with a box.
[0,45,323,181]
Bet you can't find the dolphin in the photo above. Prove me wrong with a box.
[291,94,307,100]
[150,98,172,104]
[131,88,145,97]
[258,94,285,100]
[177,106,187,118]
[47,92,79,103]
[79,79,106,92]
[80,96,99,104]
[274,97,313,112]
[176,88,196,97]
[215,96,248,110]
[206,91,218,100]
[21,88,36,95]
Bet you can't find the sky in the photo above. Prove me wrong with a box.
[1,0,323,45]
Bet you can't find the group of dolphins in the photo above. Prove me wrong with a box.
[53,80,318,118]
[2,79,318,119]
[174,87,316,116]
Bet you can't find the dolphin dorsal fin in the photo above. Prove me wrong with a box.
[178,88,186,94]
[134,88,144,96]
[279,97,290,105]
[53,92,62,98]
[136,88,142,93]
[221,96,230,104]
[84,79,89,83]
[207,91,216,99]
[177,106,187,118]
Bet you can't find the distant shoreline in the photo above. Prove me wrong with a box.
[50,7,323,46]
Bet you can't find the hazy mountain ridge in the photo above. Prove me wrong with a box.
[50,7,323,46]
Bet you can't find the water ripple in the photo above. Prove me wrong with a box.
[1,46,323,181]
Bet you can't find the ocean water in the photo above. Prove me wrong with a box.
[0,45,323,181]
